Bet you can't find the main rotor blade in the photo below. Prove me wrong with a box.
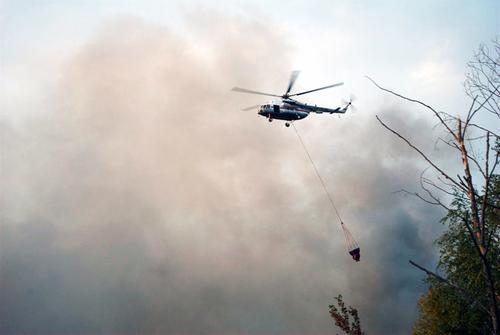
[231,87,280,97]
[285,70,301,95]
[242,104,262,111]
[289,82,344,97]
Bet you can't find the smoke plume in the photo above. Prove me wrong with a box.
[1,15,445,335]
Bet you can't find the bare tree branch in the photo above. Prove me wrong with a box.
[376,115,466,192]
[409,260,490,315]
[367,76,458,139]
[395,189,450,211]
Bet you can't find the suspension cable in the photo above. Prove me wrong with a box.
[292,123,344,225]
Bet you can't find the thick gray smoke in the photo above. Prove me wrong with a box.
[1,16,445,335]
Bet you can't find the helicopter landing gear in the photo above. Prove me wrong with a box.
[285,122,290,127]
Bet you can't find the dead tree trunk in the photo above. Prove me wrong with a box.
[457,119,499,334]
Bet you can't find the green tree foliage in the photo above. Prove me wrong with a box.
[413,176,500,334]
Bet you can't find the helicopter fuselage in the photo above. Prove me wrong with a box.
[231,71,350,126]
[257,99,345,122]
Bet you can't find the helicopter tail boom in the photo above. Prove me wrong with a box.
[310,106,345,114]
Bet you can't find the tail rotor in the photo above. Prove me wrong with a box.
[341,94,357,113]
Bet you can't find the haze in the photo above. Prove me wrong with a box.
[1,1,499,334]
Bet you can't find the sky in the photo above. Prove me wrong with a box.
[1,1,499,334]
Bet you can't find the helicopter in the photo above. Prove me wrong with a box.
[232,71,353,127]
